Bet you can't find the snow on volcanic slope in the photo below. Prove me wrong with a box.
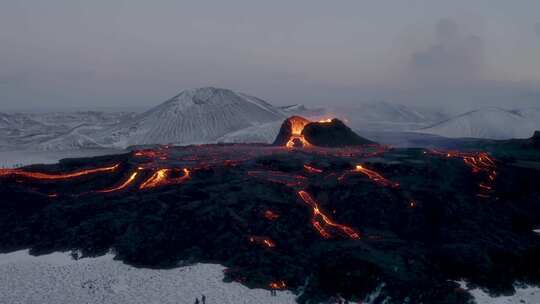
[100,87,285,147]
[1,251,538,304]
[217,121,283,144]
[417,107,540,139]
[0,251,296,304]
[36,125,106,151]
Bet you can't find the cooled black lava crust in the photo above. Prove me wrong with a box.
[1,145,540,304]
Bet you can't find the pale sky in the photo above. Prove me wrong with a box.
[1,0,539,111]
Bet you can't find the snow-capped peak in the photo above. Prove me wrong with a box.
[101,87,285,147]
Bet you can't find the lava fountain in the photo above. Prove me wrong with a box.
[285,116,312,148]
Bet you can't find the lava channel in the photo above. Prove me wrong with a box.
[427,149,497,197]
[297,190,360,240]
[0,164,119,180]
[339,164,399,188]
[96,171,139,193]
[139,168,191,190]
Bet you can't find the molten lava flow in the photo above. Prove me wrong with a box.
[297,190,360,240]
[0,164,119,180]
[247,170,308,188]
[427,149,497,197]
[351,165,400,188]
[269,281,287,290]
[303,164,323,174]
[97,171,139,193]
[285,116,312,148]
[318,118,333,123]
[133,149,169,160]
[264,210,280,221]
[248,236,276,248]
[139,169,170,189]
[139,168,191,190]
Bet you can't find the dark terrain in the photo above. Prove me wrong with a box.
[1,122,540,303]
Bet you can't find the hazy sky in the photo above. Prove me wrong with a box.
[1,0,539,111]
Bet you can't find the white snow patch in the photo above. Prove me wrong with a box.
[217,121,282,144]
[459,281,540,304]
[0,250,296,304]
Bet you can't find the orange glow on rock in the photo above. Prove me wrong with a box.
[352,164,400,188]
[249,236,276,248]
[269,280,287,289]
[97,171,139,193]
[303,164,323,174]
[139,168,191,190]
[0,164,119,180]
[264,210,280,221]
[427,149,497,198]
[285,116,312,148]
[297,190,360,240]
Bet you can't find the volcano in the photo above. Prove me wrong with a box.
[2,141,540,303]
[99,87,285,147]
[273,116,373,148]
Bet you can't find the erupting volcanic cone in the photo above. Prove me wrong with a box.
[273,116,374,148]
[272,115,312,147]
[302,118,373,147]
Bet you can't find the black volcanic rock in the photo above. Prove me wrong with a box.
[1,145,540,303]
[273,116,373,147]
[532,130,540,147]
[302,118,373,147]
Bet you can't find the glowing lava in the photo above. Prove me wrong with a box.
[264,210,280,221]
[303,164,323,174]
[97,171,139,193]
[269,280,287,290]
[297,190,360,240]
[249,236,276,248]
[427,149,497,197]
[337,164,399,188]
[139,168,191,190]
[133,149,169,160]
[351,164,400,188]
[0,164,119,180]
[285,116,312,148]
[247,170,307,188]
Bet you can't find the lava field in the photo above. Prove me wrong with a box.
[1,120,540,303]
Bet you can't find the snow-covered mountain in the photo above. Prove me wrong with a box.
[99,87,285,147]
[317,102,450,132]
[0,112,48,137]
[217,121,282,144]
[279,104,326,117]
[334,101,447,124]
[36,125,106,151]
[416,107,540,139]
[28,111,134,129]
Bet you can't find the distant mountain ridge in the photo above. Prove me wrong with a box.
[417,107,540,139]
